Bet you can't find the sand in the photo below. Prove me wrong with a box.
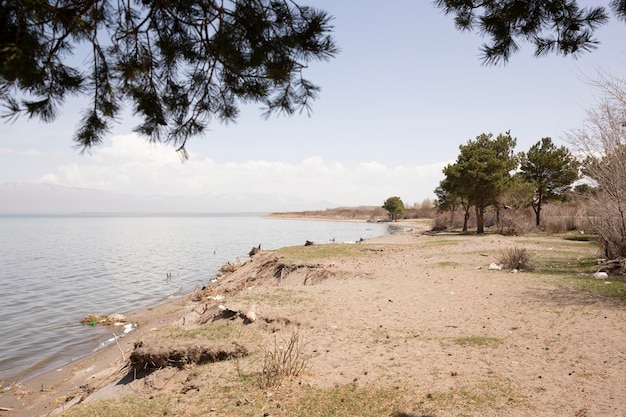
[1,221,625,417]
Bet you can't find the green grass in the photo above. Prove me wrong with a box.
[533,255,599,276]
[61,396,171,417]
[436,261,460,268]
[276,243,370,262]
[558,275,626,301]
[150,323,240,344]
[562,234,597,242]
[231,289,307,307]
[290,384,408,416]
[422,237,463,247]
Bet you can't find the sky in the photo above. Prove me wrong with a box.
[1,1,625,210]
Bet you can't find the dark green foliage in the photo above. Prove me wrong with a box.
[382,196,405,222]
[435,177,472,232]
[433,1,620,65]
[441,131,518,234]
[519,137,580,227]
[0,0,337,154]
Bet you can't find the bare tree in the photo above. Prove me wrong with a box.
[568,72,626,267]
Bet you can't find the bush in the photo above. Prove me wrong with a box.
[258,332,309,389]
[431,214,449,231]
[541,204,581,233]
[496,208,535,236]
[497,247,534,271]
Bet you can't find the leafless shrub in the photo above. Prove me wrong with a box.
[496,208,535,235]
[497,247,534,271]
[587,196,626,260]
[542,204,581,233]
[567,71,626,260]
[258,332,309,389]
[433,209,473,231]
[405,199,437,219]
[431,213,449,231]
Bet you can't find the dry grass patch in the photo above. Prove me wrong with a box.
[231,288,307,307]
[60,379,530,417]
[454,335,504,348]
[420,377,528,415]
[151,323,239,344]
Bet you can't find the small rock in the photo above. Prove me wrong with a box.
[593,271,609,279]
[488,263,503,270]
[245,310,257,323]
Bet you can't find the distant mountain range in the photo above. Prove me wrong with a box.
[0,182,336,214]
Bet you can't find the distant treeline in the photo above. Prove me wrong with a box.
[270,202,436,221]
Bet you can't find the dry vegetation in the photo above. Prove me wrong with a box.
[270,201,437,222]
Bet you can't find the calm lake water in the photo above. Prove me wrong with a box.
[0,214,390,383]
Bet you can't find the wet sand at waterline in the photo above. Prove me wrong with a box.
[2,221,625,417]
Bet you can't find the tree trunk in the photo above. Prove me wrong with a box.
[461,204,471,232]
[476,205,485,234]
[496,205,501,226]
[535,205,541,227]
[463,208,470,232]
[533,194,543,227]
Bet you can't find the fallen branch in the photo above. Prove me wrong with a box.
[113,333,125,362]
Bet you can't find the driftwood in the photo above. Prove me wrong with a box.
[249,243,261,257]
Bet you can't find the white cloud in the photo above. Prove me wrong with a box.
[0,147,45,156]
[42,133,446,205]
[38,174,59,184]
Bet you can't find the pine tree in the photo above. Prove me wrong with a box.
[0,1,337,155]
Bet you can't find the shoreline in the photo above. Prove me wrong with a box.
[5,287,190,386]
[0,214,389,402]
[1,295,191,417]
[1,219,405,416]
[4,221,622,416]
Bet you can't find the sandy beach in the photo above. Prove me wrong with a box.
[2,220,625,417]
